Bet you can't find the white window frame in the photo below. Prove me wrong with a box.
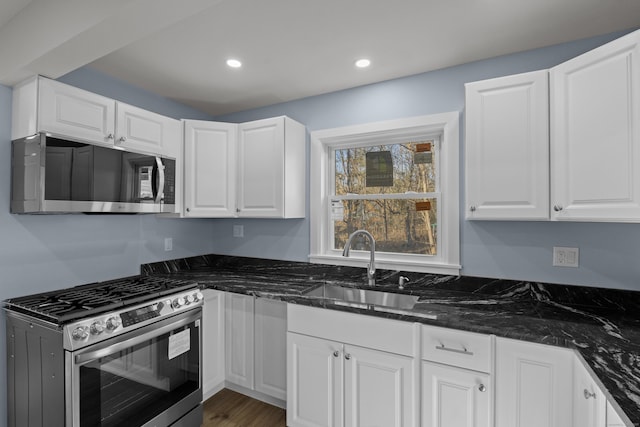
[309,112,460,275]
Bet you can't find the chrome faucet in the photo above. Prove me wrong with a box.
[342,230,376,286]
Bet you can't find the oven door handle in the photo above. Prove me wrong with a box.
[74,309,200,365]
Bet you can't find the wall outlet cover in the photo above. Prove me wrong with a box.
[233,225,244,238]
[553,246,579,268]
[164,237,173,251]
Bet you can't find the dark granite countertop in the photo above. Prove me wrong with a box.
[143,254,640,426]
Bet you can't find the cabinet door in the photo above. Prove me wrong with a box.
[225,293,254,389]
[495,337,573,427]
[237,117,285,217]
[183,120,237,217]
[202,290,225,400]
[115,102,180,157]
[606,400,626,427]
[422,362,490,427]
[465,70,549,220]
[573,359,606,427]
[38,78,116,146]
[551,29,640,221]
[343,345,415,427]
[254,298,287,400]
[287,332,343,427]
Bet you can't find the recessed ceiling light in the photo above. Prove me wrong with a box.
[355,59,371,68]
[226,59,242,68]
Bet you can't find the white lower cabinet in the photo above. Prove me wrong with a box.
[287,333,343,427]
[225,293,255,389]
[202,289,225,400]
[287,333,414,427]
[495,337,574,427]
[287,304,417,427]
[607,400,626,427]
[422,362,490,427]
[224,293,287,405]
[421,325,492,427]
[254,297,287,400]
[343,344,414,427]
[574,357,606,427]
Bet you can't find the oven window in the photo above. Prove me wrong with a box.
[79,322,200,427]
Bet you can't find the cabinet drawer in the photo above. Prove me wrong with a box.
[422,325,492,372]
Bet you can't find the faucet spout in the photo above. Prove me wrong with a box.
[342,230,376,286]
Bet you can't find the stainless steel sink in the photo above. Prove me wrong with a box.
[305,284,419,310]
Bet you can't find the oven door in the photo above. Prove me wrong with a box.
[66,308,202,427]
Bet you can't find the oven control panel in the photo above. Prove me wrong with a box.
[63,288,203,351]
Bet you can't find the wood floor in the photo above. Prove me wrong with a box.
[202,389,286,426]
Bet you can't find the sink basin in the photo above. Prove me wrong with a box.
[305,284,419,310]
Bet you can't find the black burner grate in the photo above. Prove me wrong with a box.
[6,276,195,324]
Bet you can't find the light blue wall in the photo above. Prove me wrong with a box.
[0,69,217,425]
[0,28,638,427]
[214,29,640,291]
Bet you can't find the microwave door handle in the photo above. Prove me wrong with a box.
[153,157,165,204]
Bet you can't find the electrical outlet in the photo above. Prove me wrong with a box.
[164,237,173,251]
[233,225,244,238]
[553,246,579,268]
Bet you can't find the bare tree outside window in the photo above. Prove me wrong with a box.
[332,140,439,256]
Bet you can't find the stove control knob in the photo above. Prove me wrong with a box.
[172,297,185,309]
[90,321,105,335]
[72,326,89,340]
[194,292,204,302]
[106,317,121,331]
[186,294,195,304]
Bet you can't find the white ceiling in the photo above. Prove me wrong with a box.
[1,0,640,116]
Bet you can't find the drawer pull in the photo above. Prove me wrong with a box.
[435,344,474,356]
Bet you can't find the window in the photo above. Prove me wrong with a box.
[309,113,460,275]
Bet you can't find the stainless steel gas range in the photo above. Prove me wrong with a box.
[4,276,204,427]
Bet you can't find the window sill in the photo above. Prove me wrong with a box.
[309,254,461,276]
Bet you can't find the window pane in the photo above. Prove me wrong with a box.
[334,141,436,196]
[333,198,437,255]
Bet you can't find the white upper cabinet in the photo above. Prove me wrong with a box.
[115,102,181,157]
[13,76,116,145]
[465,70,549,220]
[183,116,306,219]
[550,29,640,222]
[465,29,640,223]
[237,116,306,218]
[183,120,237,217]
[12,76,181,158]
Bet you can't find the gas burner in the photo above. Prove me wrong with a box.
[5,275,197,324]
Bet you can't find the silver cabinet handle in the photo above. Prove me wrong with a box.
[553,205,563,212]
[435,344,474,356]
[333,351,339,358]
[344,353,351,360]
[478,384,486,392]
[186,208,190,212]
[119,136,127,143]
[469,205,476,212]
[584,389,596,399]
[106,133,114,140]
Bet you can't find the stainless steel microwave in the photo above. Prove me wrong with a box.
[11,133,176,214]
